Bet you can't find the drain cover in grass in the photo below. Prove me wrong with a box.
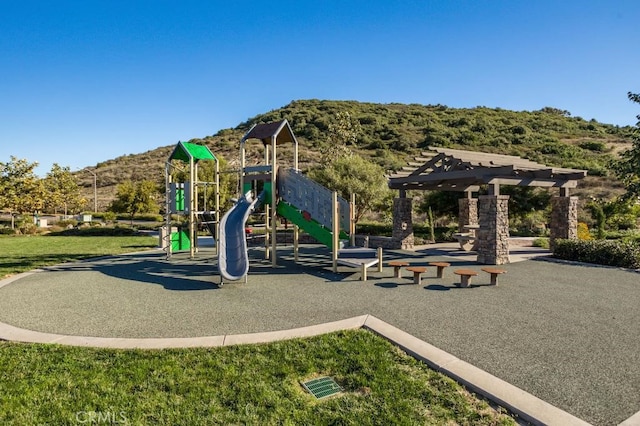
[301,376,342,399]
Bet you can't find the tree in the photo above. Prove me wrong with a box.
[109,180,159,224]
[0,157,45,229]
[418,191,459,220]
[311,112,391,222]
[613,92,640,200]
[44,164,84,215]
[195,155,236,211]
[310,155,391,222]
[319,111,361,165]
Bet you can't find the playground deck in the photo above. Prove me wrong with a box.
[0,243,638,425]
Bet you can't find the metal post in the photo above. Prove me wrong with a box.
[271,135,277,267]
[189,157,195,259]
[165,162,172,260]
[81,168,98,212]
[332,191,339,273]
[215,159,220,255]
[350,193,356,247]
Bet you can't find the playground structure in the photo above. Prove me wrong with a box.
[163,141,220,259]
[217,119,382,284]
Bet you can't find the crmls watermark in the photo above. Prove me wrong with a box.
[75,410,128,424]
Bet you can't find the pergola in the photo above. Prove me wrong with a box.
[388,147,587,264]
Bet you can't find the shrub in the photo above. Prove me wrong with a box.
[553,239,640,269]
[17,218,37,235]
[577,222,592,240]
[578,140,607,152]
[608,213,637,231]
[532,237,549,249]
[57,219,78,228]
[113,213,163,222]
[102,211,117,223]
[48,226,140,237]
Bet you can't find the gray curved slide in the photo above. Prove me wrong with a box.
[217,191,265,282]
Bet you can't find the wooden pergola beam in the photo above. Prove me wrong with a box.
[486,177,578,188]
[388,147,587,192]
[390,165,514,185]
[390,182,481,192]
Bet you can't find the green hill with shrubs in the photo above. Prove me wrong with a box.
[83,99,634,208]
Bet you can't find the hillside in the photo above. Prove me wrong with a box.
[77,100,635,209]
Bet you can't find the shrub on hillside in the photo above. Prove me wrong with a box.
[553,238,640,269]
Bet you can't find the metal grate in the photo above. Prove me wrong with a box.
[301,376,342,399]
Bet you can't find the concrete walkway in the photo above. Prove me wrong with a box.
[0,243,638,426]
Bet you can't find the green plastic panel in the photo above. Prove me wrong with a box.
[262,182,272,204]
[175,188,185,212]
[170,230,190,251]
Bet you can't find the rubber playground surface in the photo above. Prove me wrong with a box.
[0,242,638,426]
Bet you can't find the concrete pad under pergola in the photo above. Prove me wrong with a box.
[388,147,587,265]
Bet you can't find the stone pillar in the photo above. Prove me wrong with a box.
[477,195,510,265]
[550,196,578,251]
[392,197,414,250]
[458,197,478,234]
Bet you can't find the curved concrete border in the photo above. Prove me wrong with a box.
[620,411,640,426]
[0,313,591,426]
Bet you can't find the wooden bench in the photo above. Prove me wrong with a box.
[406,266,428,285]
[428,261,450,278]
[481,267,507,286]
[453,233,476,251]
[388,260,409,278]
[453,269,478,287]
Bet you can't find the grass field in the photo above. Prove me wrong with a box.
[0,234,158,278]
[0,234,518,424]
[0,330,516,425]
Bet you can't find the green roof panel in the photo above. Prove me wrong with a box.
[169,142,216,162]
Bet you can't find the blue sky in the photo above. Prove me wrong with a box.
[1,1,638,176]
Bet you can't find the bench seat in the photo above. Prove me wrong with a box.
[481,267,507,286]
[453,269,478,287]
[406,266,428,285]
[388,260,409,278]
[337,247,382,281]
[453,233,477,251]
[428,261,450,278]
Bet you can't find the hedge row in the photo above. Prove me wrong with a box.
[47,227,141,237]
[553,239,640,269]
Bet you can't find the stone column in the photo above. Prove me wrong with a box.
[458,197,478,234]
[550,196,578,251]
[477,195,510,265]
[392,197,414,250]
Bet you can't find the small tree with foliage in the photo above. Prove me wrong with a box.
[0,157,46,229]
[44,164,83,215]
[109,180,159,224]
[319,111,361,166]
[311,112,391,222]
[310,154,391,222]
[613,92,640,201]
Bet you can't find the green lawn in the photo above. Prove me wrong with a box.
[0,330,516,425]
[0,235,518,424]
[0,234,158,278]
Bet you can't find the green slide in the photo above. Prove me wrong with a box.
[276,200,348,249]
